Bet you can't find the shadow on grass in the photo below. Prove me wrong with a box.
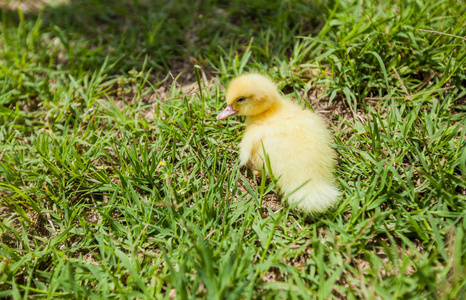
[1,0,328,76]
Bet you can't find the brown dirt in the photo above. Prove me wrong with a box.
[0,0,69,12]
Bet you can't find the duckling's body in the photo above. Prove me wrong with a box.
[217,73,339,213]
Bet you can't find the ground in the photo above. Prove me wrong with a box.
[0,0,465,299]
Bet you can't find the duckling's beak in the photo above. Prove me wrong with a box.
[217,105,238,120]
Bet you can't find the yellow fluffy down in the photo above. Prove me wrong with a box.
[218,73,340,213]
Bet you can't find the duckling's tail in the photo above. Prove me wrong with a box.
[284,181,340,213]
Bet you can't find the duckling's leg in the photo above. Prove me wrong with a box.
[246,159,255,170]
[246,159,262,178]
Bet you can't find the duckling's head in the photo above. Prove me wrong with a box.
[217,73,281,120]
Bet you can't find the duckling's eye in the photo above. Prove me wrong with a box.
[236,97,246,103]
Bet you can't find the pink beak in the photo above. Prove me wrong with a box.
[217,105,238,120]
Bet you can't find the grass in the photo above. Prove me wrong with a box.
[0,0,465,298]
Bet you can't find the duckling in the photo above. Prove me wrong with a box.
[217,73,339,213]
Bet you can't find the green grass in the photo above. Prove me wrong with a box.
[1,0,465,298]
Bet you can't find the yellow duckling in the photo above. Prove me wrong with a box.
[217,73,339,213]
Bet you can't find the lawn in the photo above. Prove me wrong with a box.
[0,0,465,298]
